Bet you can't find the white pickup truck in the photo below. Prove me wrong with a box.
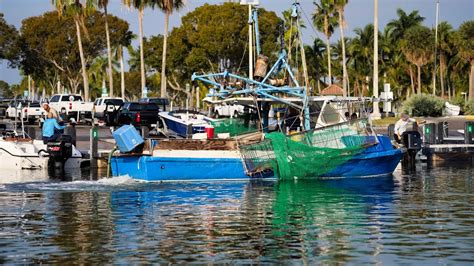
[93,97,124,118]
[48,94,94,122]
[214,104,245,118]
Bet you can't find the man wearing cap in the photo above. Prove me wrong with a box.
[394,113,416,143]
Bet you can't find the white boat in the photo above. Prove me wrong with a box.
[158,110,211,137]
[0,130,83,170]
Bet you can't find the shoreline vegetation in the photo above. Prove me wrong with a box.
[0,1,473,113]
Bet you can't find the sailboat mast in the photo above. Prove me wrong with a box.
[433,0,440,95]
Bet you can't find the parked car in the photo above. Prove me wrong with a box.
[139,97,169,111]
[48,94,94,122]
[105,102,160,128]
[93,97,124,118]
[24,101,46,124]
[214,104,245,118]
[0,98,12,118]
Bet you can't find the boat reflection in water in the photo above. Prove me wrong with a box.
[108,177,396,263]
[1,165,473,264]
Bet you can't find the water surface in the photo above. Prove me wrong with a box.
[0,164,473,264]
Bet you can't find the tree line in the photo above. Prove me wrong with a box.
[0,1,472,108]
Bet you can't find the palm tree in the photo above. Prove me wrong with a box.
[436,22,454,98]
[387,8,425,41]
[334,0,348,96]
[152,0,185,98]
[123,0,148,98]
[453,20,474,101]
[312,0,337,85]
[52,0,94,101]
[400,25,434,94]
[95,0,114,97]
[348,25,373,96]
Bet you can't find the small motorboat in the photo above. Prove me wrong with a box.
[0,127,83,170]
[158,110,211,137]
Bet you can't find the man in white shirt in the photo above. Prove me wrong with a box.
[394,113,416,143]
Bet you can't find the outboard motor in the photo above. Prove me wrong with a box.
[402,131,422,170]
[47,134,73,176]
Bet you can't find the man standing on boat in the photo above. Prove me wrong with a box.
[42,113,66,144]
[394,113,416,143]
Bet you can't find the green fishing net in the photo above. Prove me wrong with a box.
[240,119,375,180]
[211,118,257,137]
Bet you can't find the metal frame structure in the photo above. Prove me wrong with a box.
[192,2,312,130]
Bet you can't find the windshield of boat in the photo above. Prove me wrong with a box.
[320,103,340,125]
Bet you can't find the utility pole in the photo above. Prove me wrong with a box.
[372,0,381,119]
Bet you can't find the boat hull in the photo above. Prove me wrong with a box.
[111,155,248,181]
[162,118,205,137]
[322,148,403,178]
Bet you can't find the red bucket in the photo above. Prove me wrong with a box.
[205,125,214,139]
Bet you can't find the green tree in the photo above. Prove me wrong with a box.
[153,0,184,98]
[312,0,337,85]
[348,24,374,96]
[334,0,349,96]
[144,3,281,96]
[305,38,326,93]
[20,11,131,97]
[436,22,454,98]
[400,25,434,95]
[386,8,425,41]
[0,80,11,98]
[52,0,95,100]
[0,13,20,66]
[122,0,148,97]
[94,0,115,97]
[453,20,474,100]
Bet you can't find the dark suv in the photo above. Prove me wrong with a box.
[105,102,160,128]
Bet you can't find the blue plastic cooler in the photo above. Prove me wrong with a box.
[112,125,144,153]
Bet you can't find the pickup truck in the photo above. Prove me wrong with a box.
[24,102,45,124]
[48,94,94,122]
[105,102,160,128]
[93,97,124,118]
[214,104,245,118]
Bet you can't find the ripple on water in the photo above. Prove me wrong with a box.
[0,166,473,264]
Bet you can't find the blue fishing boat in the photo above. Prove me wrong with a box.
[110,2,404,182]
[110,125,264,181]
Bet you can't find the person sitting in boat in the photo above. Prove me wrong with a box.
[42,113,66,144]
[42,103,62,122]
[394,113,416,143]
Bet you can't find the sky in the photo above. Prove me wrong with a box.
[0,0,473,85]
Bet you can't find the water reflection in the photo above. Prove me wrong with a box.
[0,165,473,264]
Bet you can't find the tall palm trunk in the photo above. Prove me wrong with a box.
[325,36,332,85]
[417,64,422,95]
[338,9,348,96]
[440,53,446,98]
[138,8,145,97]
[104,6,114,96]
[75,17,89,101]
[470,61,474,101]
[409,66,415,96]
[119,45,125,100]
[160,11,170,98]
